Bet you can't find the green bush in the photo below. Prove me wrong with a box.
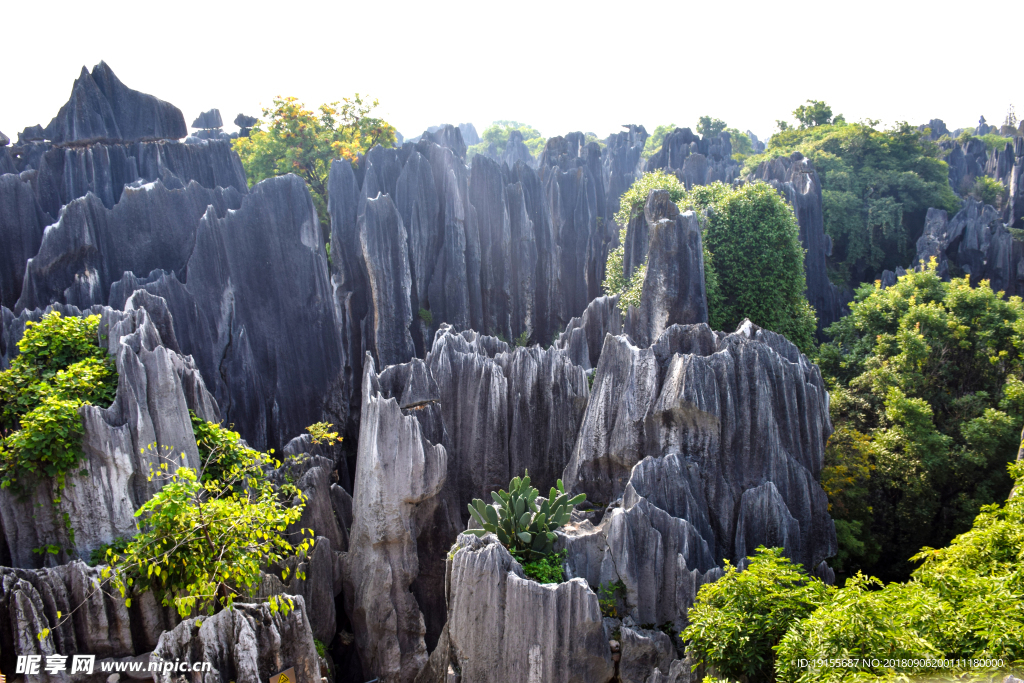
[105,417,313,618]
[682,547,833,683]
[612,169,685,227]
[519,549,566,583]
[817,263,1024,579]
[642,124,676,159]
[0,312,117,494]
[686,182,817,353]
[775,461,1024,682]
[971,175,1007,208]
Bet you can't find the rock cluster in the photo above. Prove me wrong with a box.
[914,197,1024,295]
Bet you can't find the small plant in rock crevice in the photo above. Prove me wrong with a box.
[466,471,585,562]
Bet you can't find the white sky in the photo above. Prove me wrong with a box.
[2,0,1019,145]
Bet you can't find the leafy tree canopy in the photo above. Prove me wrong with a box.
[682,547,833,683]
[232,95,396,233]
[105,416,317,618]
[747,116,960,289]
[466,121,546,161]
[792,99,839,128]
[816,263,1024,580]
[697,115,727,138]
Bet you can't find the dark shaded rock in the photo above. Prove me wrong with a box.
[44,62,186,144]
[502,129,535,169]
[18,125,46,144]
[634,191,708,346]
[918,118,950,140]
[426,124,467,160]
[0,173,49,309]
[603,126,647,223]
[1008,137,1024,230]
[190,109,223,130]
[234,113,258,129]
[749,153,849,332]
[914,197,1024,296]
[29,138,247,219]
[555,295,624,370]
[647,128,739,188]
[361,192,417,366]
[946,137,989,194]
[0,130,8,147]
[16,179,243,312]
[619,624,676,683]
[563,320,836,571]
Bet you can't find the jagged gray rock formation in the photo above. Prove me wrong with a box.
[556,294,624,370]
[190,109,223,130]
[151,597,320,683]
[0,560,179,679]
[443,533,615,683]
[0,294,220,568]
[1008,137,1024,229]
[111,174,346,452]
[0,172,50,309]
[502,129,535,168]
[749,152,849,332]
[16,179,244,312]
[619,624,676,683]
[12,137,248,220]
[603,126,647,222]
[946,137,990,194]
[563,320,836,572]
[634,190,708,345]
[43,62,186,144]
[914,197,1024,296]
[646,128,739,188]
[427,325,589,506]
[343,353,457,683]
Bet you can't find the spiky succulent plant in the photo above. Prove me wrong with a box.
[467,471,585,560]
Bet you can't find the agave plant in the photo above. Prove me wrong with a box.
[467,471,586,560]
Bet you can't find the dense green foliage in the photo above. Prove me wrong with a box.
[466,472,584,562]
[233,95,396,232]
[778,461,1024,682]
[466,121,546,161]
[792,100,840,128]
[105,417,313,618]
[725,127,753,161]
[746,115,960,289]
[817,264,1024,579]
[971,175,1008,210]
[686,182,817,353]
[682,548,833,682]
[697,115,727,138]
[686,466,1024,681]
[519,549,566,583]
[0,313,117,495]
[605,174,813,352]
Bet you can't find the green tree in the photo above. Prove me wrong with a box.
[775,460,1024,682]
[642,123,676,158]
[232,95,396,234]
[466,121,546,161]
[747,120,960,289]
[793,100,834,128]
[816,263,1024,579]
[682,547,833,683]
[724,127,753,161]
[104,417,315,618]
[686,182,818,353]
[697,115,727,138]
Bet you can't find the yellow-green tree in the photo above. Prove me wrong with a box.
[233,95,396,233]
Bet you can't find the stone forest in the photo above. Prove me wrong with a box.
[0,63,1022,683]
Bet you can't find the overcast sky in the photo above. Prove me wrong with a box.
[2,0,1019,145]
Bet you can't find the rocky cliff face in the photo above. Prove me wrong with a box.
[914,197,1024,295]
